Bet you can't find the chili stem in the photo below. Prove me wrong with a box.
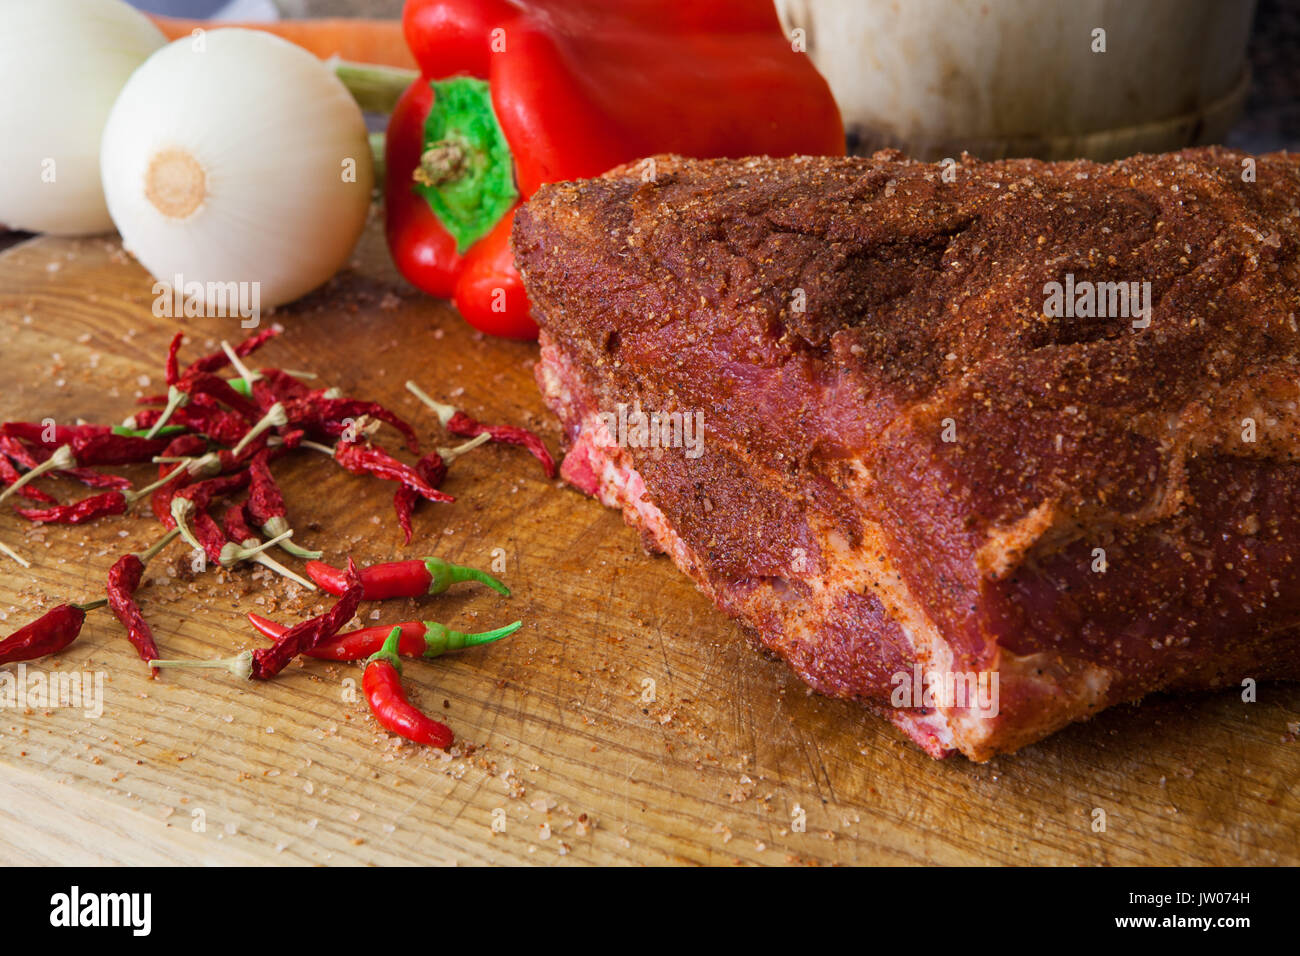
[72,597,110,612]
[169,498,206,556]
[138,527,181,564]
[439,432,490,462]
[297,439,336,456]
[145,385,188,439]
[404,380,456,427]
[249,549,317,591]
[0,540,30,568]
[231,402,287,459]
[220,340,262,387]
[0,445,74,504]
[220,529,295,567]
[123,462,190,504]
[150,650,253,680]
[263,515,322,561]
[331,59,418,115]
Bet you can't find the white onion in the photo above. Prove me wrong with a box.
[0,0,165,235]
[100,28,374,310]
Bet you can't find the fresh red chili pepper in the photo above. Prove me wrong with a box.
[245,449,320,560]
[363,627,454,749]
[305,556,509,600]
[0,598,108,665]
[107,529,180,676]
[247,612,520,662]
[406,382,556,478]
[388,0,844,338]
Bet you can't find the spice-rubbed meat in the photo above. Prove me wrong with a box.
[513,148,1300,760]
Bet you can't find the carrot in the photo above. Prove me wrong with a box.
[148,15,416,70]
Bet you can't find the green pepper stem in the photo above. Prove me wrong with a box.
[331,60,418,115]
[366,626,405,673]
[404,381,456,427]
[72,597,110,612]
[0,444,74,504]
[424,556,510,596]
[220,340,261,388]
[423,619,522,658]
[262,516,322,561]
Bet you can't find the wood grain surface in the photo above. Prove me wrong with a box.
[0,220,1296,866]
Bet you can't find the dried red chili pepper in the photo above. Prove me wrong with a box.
[406,381,556,478]
[0,445,74,503]
[61,468,133,491]
[17,491,125,525]
[281,396,420,453]
[0,598,108,664]
[0,442,57,504]
[305,556,508,600]
[330,439,453,503]
[246,449,320,560]
[178,372,262,423]
[3,433,150,488]
[151,558,363,680]
[247,612,520,662]
[164,330,184,385]
[0,421,109,446]
[107,529,180,676]
[14,464,189,525]
[150,434,210,528]
[217,502,312,582]
[392,434,488,543]
[67,431,171,467]
[180,327,280,380]
[363,627,454,749]
[251,368,314,408]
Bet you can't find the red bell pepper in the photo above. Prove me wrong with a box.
[386,0,844,339]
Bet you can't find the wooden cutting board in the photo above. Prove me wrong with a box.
[1,218,1296,866]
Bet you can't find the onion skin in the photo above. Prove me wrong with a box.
[0,0,165,235]
[99,28,375,310]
